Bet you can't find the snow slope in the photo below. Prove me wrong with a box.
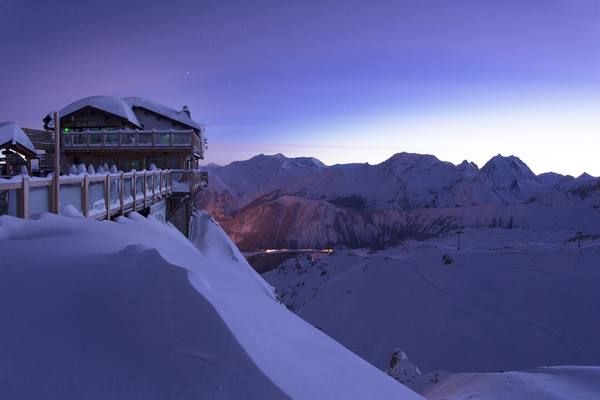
[263,229,600,375]
[0,209,422,400]
[386,349,600,399]
[418,366,600,400]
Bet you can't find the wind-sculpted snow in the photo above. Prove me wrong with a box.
[0,210,424,400]
[189,209,278,301]
[263,230,600,375]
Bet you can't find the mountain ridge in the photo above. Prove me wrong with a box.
[197,153,600,251]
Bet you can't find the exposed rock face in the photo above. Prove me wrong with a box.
[386,348,422,385]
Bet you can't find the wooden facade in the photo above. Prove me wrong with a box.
[52,104,205,173]
[10,96,210,237]
[35,97,207,176]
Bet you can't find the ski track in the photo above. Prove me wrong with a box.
[402,259,590,359]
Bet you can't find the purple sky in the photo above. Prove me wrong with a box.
[1,0,599,175]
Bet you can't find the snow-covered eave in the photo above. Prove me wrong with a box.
[44,96,143,130]
[0,122,39,159]
[123,97,203,131]
[62,105,143,130]
[131,105,201,133]
[0,141,39,159]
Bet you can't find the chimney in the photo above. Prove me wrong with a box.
[182,105,190,118]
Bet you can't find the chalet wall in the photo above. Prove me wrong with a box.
[63,110,129,130]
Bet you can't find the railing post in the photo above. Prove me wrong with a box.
[105,173,110,219]
[22,176,30,219]
[143,171,147,209]
[120,172,125,216]
[132,170,137,213]
[53,111,60,214]
[159,171,163,196]
[83,174,89,217]
[152,170,156,202]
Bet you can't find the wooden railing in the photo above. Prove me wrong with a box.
[23,128,55,152]
[62,129,203,154]
[0,169,207,220]
[170,169,208,196]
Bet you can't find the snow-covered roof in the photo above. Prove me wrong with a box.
[47,96,143,129]
[122,97,204,131]
[0,121,38,158]
[45,96,204,132]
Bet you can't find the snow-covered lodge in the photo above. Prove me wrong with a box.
[0,96,208,237]
[39,95,207,174]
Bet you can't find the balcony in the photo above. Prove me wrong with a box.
[62,129,204,156]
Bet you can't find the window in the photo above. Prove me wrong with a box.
[103,157,115,170]
[155,133,169,145]
[130,159,141,171]
[147,157,164,170]
[90,134,101,145]
[121,133,134,145]
[168,157,179,169]
[73,134,86,145]
[138,134,152,145]
[105,133,118,145]
[120,159,130,172]
[172,132,190,145]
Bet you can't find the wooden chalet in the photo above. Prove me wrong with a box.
[0,96,210,236]
[40,96,206,174]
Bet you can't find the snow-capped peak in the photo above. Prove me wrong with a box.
[481,154,542,189]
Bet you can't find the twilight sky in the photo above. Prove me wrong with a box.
[1,0,599,176]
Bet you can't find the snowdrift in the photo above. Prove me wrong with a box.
[0,209,422,400]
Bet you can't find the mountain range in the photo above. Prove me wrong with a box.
[197,153,600,251]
